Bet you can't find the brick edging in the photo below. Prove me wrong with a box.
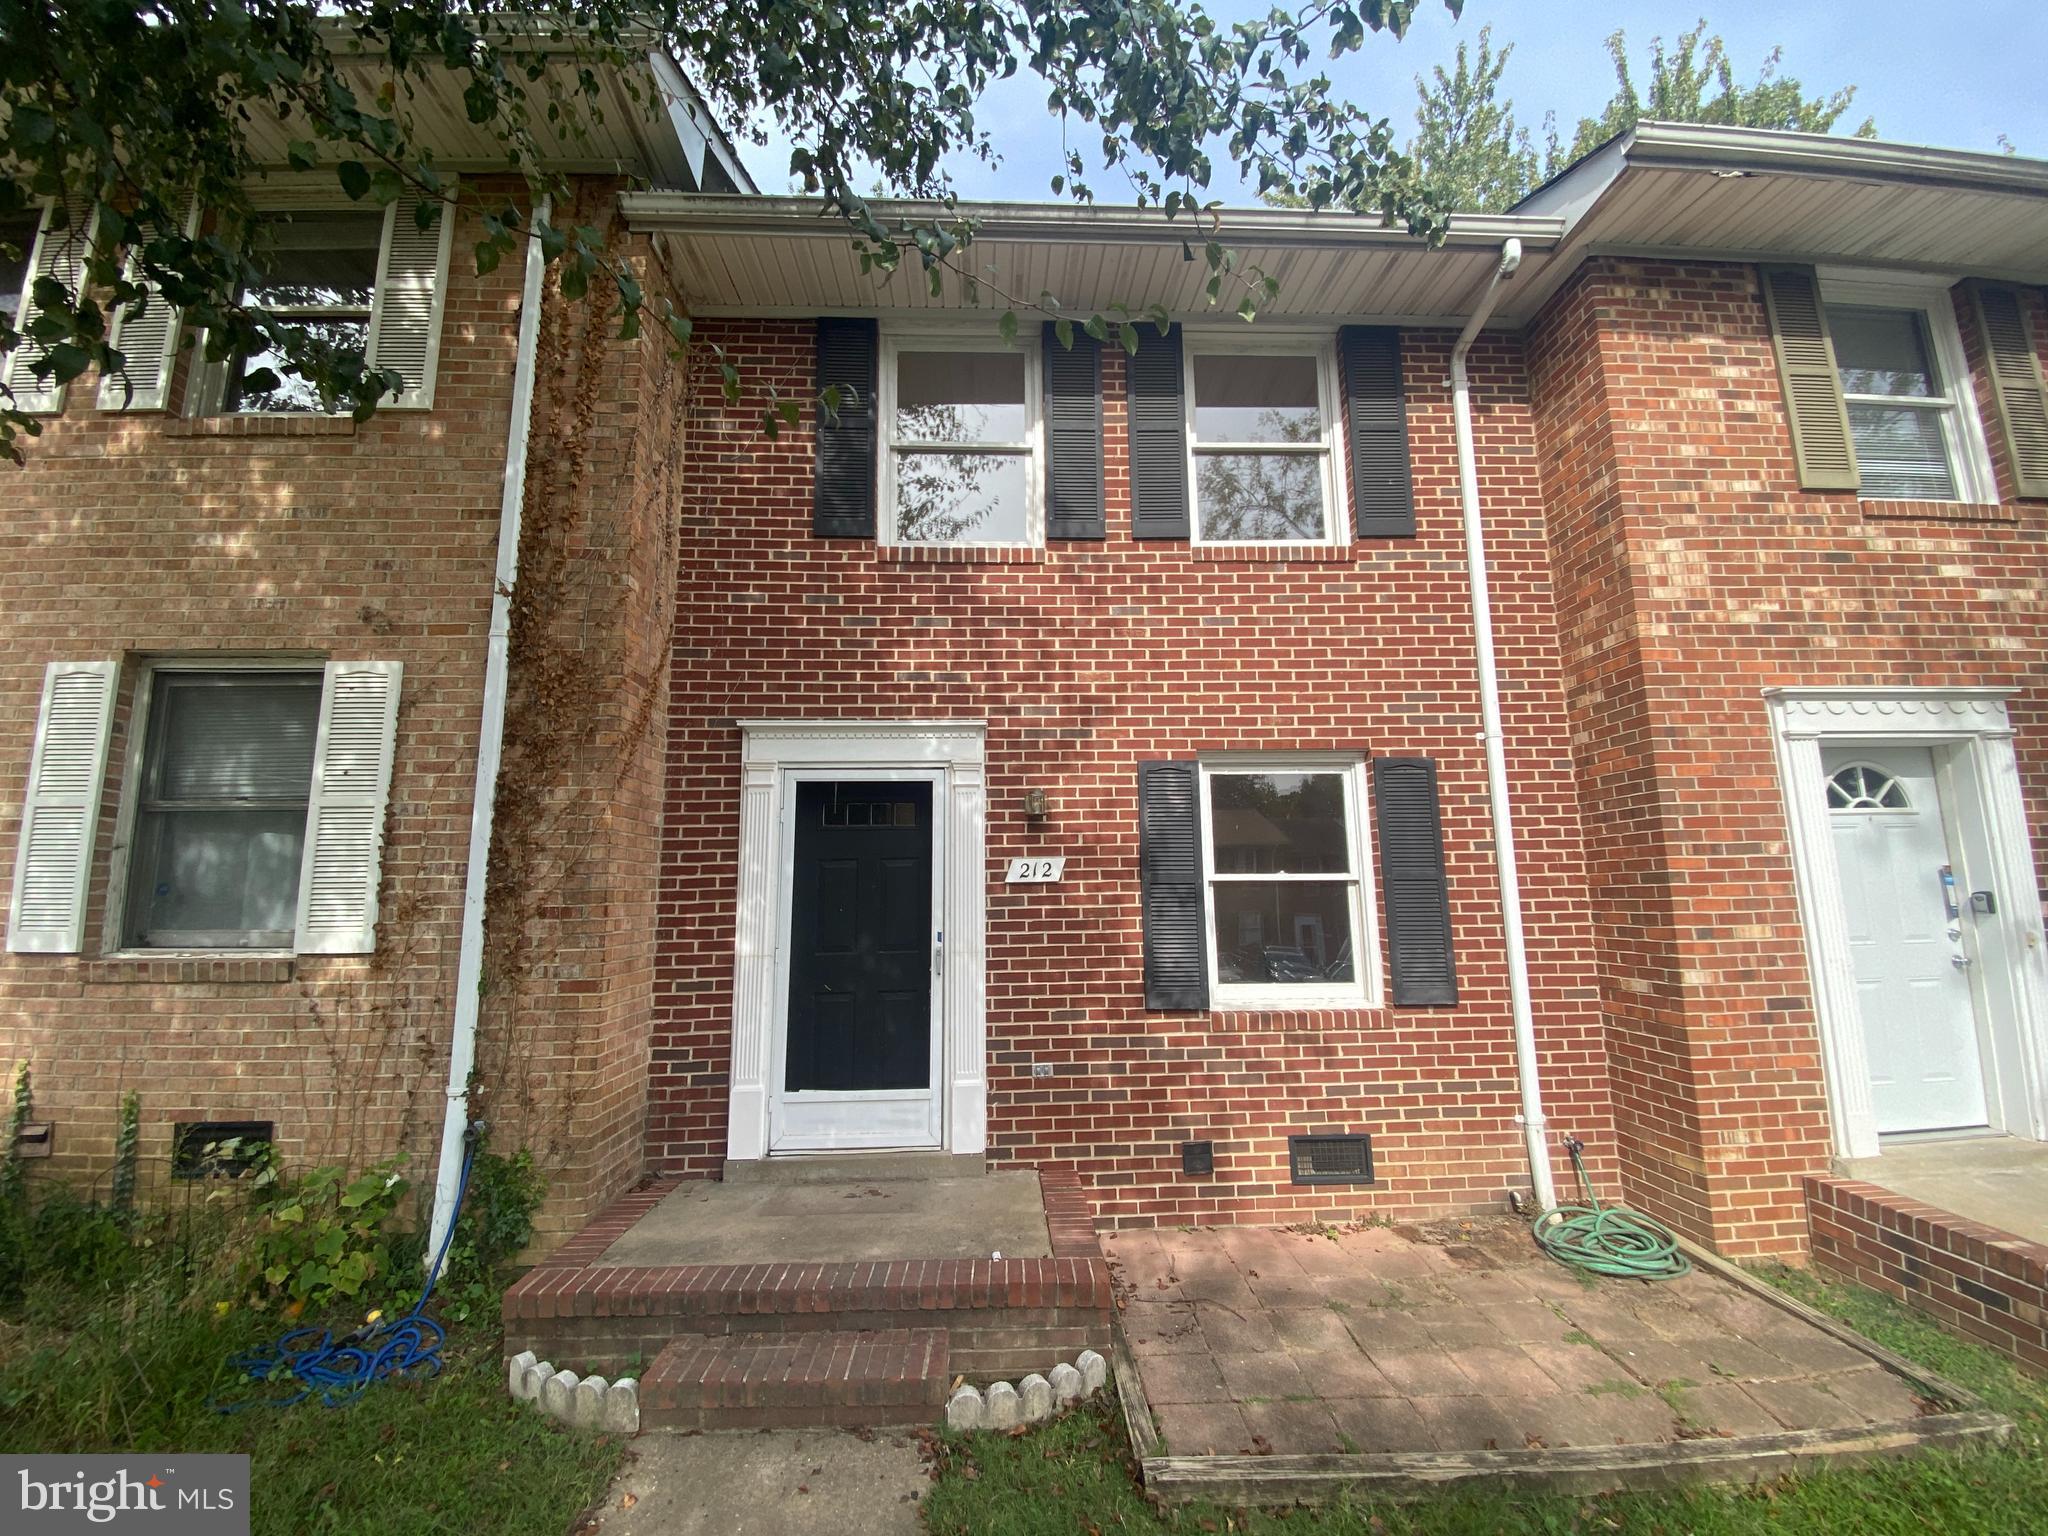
[1038,1166,1106,1260]
[1804,1174,2048,1373]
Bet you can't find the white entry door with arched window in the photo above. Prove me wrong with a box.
[1825,746,1989,1133]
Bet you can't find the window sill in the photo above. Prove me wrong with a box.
[879,545,1046,566]
[1191,544,1354,564]
[1858,499,2018,525]
[81,953,297,985]
[161,415,357,441]
[1207,1001,1385,1028]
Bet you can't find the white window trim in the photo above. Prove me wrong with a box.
[1818,271,2000,505]
[1196,756,1380,1010]
[877,326,1045,548]
[1183,328,1348,548]
[102,654,325,958]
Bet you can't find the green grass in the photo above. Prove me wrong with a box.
[922,1265,2048,1536]
[0,1289,621,1536]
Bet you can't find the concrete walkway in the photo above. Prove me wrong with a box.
[1108,1217,1921,1457]
[593,1171,1052,1265]
[584,1428,929,1536]
[1845,1135,2048,1246]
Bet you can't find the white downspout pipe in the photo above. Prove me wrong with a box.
[427,195,551,1262]
[1448,237,1557,1216]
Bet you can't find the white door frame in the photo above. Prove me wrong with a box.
[1766,687,2048,1159]
[727,720,987,1162]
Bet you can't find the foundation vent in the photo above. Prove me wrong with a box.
[1288,1133,1374,1186]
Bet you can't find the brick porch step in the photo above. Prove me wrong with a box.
[642,1326,950,1430]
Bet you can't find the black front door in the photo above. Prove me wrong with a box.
[784,780,934,1093]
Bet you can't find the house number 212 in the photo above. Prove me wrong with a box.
[1005,857,1066,883]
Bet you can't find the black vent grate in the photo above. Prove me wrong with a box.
[1289,1133,1374,1186]
[172,1120,273,1179]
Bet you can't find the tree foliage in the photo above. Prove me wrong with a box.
[1335,15,1881,216]
[0,0,1469,463]
[1563,19,1877,165]
[1406,24,1540,215]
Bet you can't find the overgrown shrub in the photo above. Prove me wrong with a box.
[240,1154,410,1314]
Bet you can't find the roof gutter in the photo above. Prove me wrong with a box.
[426,194,551,1264]
[1448,236,1557,1216]
[619,192,1565,253]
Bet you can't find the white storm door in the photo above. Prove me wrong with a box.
[1826,744,1990,1134]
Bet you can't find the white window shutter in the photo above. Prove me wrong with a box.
[5,196,93,415]
[98,200,196,413]
[294,661,401,955]
[365,188,455,410]
[7,660,118,954]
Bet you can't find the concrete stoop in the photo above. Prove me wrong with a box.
[643,1326,950,1430]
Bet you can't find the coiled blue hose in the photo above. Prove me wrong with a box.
[213,1138,475,1411]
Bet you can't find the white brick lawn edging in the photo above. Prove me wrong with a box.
[506,1350,639,1435]
[942,1349,1108,1432]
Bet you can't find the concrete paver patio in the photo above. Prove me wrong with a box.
[1106,1217,1924,1458]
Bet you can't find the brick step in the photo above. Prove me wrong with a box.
[642,1326,949,1431]
[508,1255,1111,1381]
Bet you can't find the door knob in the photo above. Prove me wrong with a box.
[1951,952,1972,970]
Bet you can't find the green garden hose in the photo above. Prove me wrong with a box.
[1533,1137,1692,1281]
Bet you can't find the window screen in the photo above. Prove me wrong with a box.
[223,211,384,414]
[1830,304,1961,501]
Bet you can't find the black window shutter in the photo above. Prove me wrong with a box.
[1128,325,1190,539]
[1372,757,1457,1005]
[1138,761,1208,1010]
[1340,326,1416,538]
[814,317,879,537]
[1043,324,1105,539]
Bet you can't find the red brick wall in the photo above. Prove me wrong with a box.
[0,179,683,1243]
[650,320,1615,1228]
[1528,259,2048,1258]
[1807,1175,2048,1373]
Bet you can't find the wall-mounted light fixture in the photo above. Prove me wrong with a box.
[1021,788,1050,820]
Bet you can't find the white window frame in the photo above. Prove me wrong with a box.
[103,655,325,957]
[1196,756,1380,1010]
[1183,329,1348,547]
[877,326,1045,548]
[1819,271,1999,504]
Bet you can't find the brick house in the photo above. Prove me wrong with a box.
[7,92,2048,1295]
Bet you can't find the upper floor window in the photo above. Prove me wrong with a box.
[222,210,385,414]
[1824,280,1996,502]
[880,334,1042,546]
[0,214,36,328]
[1185,338,1344,544]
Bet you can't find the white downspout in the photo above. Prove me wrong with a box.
[1449,237,1558,1215]
[426,195,551,1262]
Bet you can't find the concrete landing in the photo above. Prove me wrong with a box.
[588,1428,927,1536]
[1844,1134,2048,1246]
[593,1171,1053,1266]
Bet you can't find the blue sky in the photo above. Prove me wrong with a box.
[736,2,2048,202]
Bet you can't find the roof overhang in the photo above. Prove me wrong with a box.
[621,194,1566,324]
[624,121,2048,327]
[236,28,754,192]
[1506,121,2048,317]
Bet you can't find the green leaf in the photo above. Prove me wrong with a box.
[998,309,1018,345]
[336,162,371,202]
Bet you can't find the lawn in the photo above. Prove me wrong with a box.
[0,1314,624,1536]
[919,1265,2048,1536]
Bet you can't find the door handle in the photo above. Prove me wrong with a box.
[934,931,944,977]
[1951,952,1972,970]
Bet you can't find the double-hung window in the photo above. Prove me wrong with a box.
[222,210,385,414]
[1199,761,1376,1007]
[1185,338,1344,544]
[880,334,1043,546]
[1824,281,1996,502]
[123,669,323,949]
